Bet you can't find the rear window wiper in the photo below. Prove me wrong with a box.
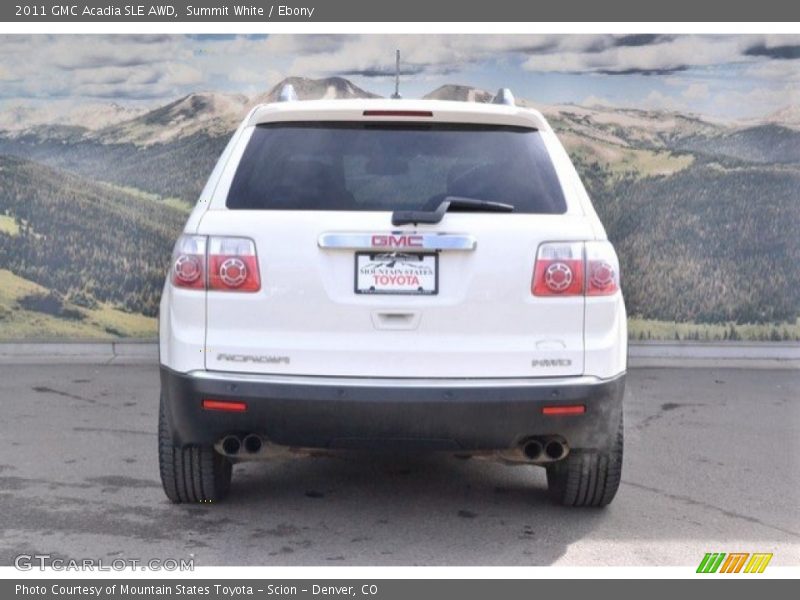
[392,196,514,226]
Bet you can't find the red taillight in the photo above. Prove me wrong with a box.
[171,235,260,293]
[202,399,247,412]
[208,237,260,292]
[542,404,586,416]
[532,242,584,296]
[533,259,584,296]
[586,241,620,296]
[171,235,207,289]
[208,254,260,292]
[532,241,620,297]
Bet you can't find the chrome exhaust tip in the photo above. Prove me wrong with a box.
[522,439,544,461]
[242,434,263,454]
[221,435,241,456]
[545,439,566,460]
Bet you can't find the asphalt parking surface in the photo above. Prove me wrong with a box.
[0,365,797,567]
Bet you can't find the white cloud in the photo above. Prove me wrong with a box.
[581,95,616,108]
[281,35,613,78]
[640,90,685,112]
[742,59,800,82]
[227,66,284,94]
[682,83,710,101]
[711,85,799,119]
[0,34,796,122]
[161,63,204,86]
[522,36,746,74]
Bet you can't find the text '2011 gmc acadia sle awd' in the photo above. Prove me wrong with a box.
[158,86,627,507]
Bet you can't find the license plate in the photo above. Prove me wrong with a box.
[355,252,438,295]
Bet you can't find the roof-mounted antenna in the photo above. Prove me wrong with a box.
[492,88,515,106]
[391,50,402,99]
[278,83,298,102]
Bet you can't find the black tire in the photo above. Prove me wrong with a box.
[158,395,232,503]
[546,417,623,507]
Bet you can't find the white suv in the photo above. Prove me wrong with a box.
[158,87,627,507]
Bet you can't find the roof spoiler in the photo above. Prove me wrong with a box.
[492,88,515,106]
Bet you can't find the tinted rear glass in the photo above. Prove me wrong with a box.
[227,122,567,213]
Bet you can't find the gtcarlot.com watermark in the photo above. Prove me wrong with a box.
[14,554,194,571]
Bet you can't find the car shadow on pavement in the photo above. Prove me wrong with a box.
[199,450,610,565]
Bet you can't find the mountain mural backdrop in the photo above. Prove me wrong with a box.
[0,77,798,340]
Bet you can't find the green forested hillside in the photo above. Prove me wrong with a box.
[0,155,186,316]
[585,159,800,324]
[0,132,227,204]
[674,125,800,165]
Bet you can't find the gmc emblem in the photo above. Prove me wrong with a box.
[371,234,423,248]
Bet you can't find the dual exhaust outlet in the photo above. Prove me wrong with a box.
[221,434,263,456]
[519,436,568,463]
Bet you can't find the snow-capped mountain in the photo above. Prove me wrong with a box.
[90,92,250,146]
[0,101,148,134]
[252,76,379,105]
[1,76,793,156]
[423,84,494,103]
[422,83,727,147]
[760,105,800,130]
[80,78,377,146]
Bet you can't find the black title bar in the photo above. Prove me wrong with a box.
[3,0,800,22]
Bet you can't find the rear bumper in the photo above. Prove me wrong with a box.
[160,367,625,451]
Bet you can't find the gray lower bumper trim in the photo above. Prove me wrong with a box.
[161,366,626,450]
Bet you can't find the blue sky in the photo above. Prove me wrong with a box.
[0,34,797,121]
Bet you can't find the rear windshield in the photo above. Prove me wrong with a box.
[226,122,567,213]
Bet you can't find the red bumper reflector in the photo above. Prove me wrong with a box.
[202,399,247,412]
[542,405,586,416]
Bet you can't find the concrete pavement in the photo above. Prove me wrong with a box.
[0,364,797,566]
